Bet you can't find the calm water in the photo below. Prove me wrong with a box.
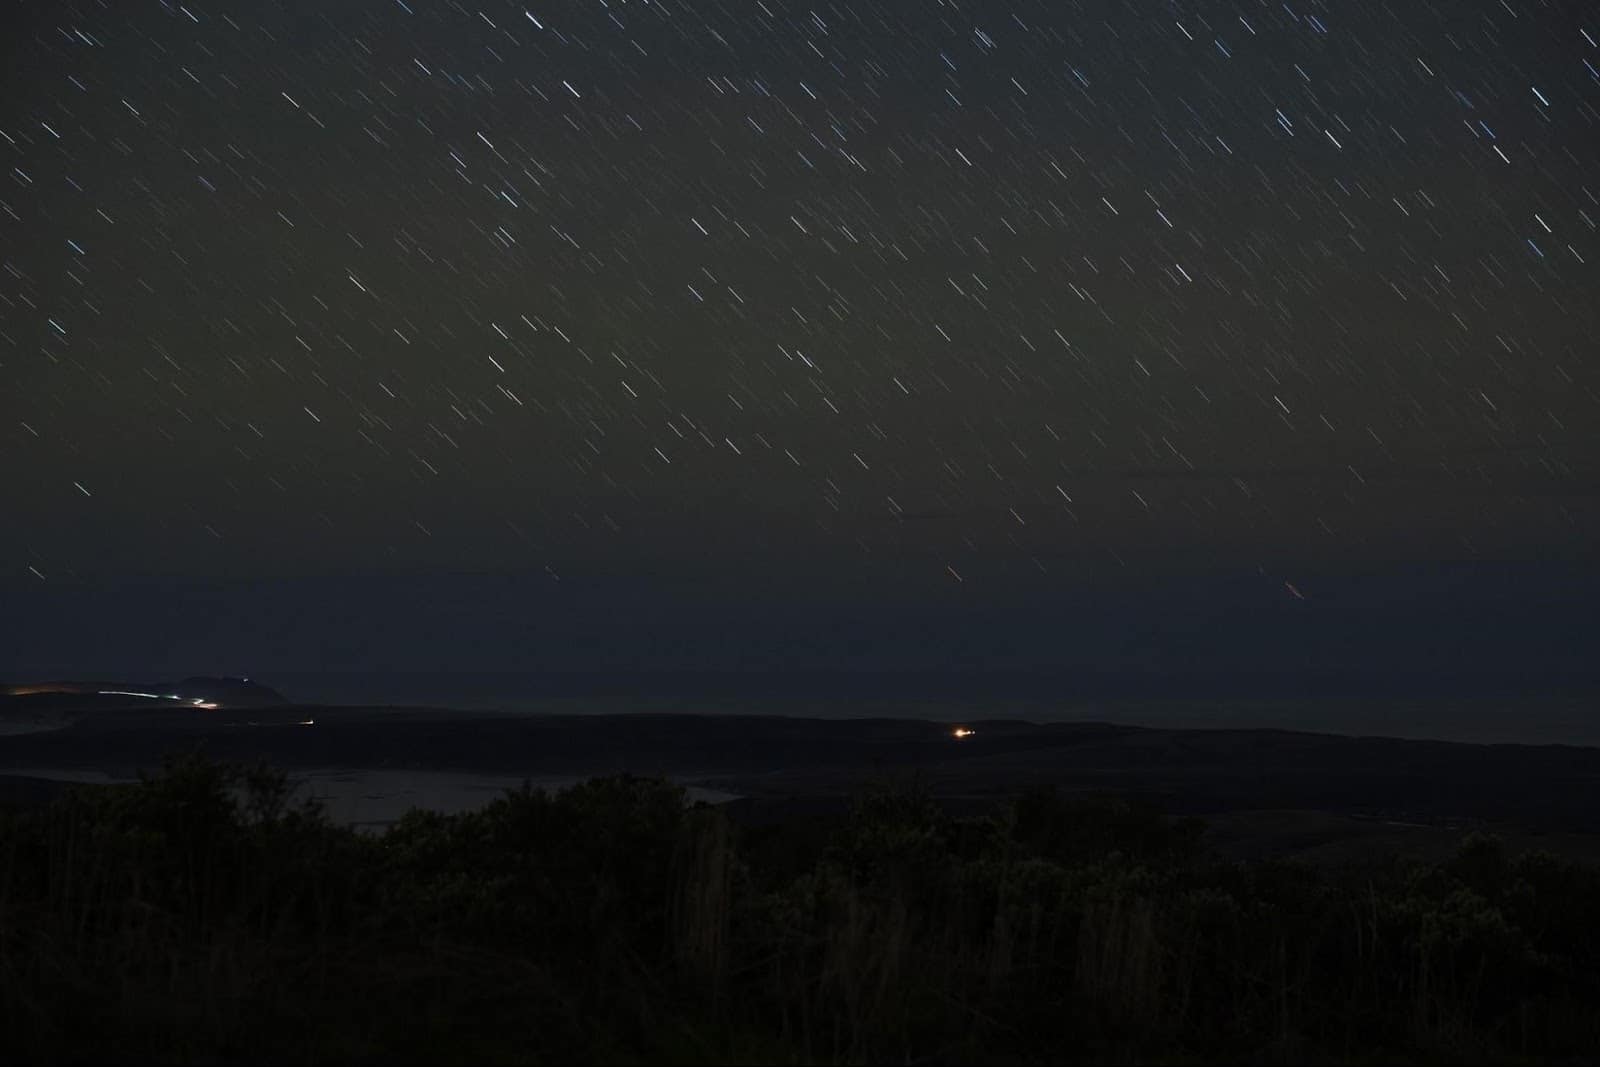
[11,766,740,832]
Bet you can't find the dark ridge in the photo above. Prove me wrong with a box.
[6,708,1600,834]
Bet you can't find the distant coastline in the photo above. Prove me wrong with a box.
[6,669,1600,746]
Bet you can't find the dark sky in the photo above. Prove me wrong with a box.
[2,0,1597,682]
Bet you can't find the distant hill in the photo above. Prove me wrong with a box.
[2,677,288,709]
[173,677,289,706]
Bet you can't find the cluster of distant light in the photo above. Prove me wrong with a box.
[97,690,218,710]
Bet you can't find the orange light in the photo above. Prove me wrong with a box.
[951,727,975,739]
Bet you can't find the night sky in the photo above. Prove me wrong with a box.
[3,0,1597,685]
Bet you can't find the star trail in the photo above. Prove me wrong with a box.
[2,0,1597,675]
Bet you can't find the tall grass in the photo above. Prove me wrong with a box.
[3,758,1599,1063]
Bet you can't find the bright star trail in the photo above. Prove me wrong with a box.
[1,0,1596,677]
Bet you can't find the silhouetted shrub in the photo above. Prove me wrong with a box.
[4,759,1599,1064]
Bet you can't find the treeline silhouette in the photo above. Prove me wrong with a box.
[4,757,1599,1063]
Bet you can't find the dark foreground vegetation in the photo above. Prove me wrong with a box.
[4,760,1599,1064]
